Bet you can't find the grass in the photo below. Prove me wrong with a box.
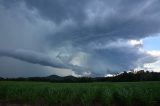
[0,81,159,106]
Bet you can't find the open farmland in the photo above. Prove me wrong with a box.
[0,81,160,106]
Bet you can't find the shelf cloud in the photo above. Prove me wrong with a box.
[0,0,160,77]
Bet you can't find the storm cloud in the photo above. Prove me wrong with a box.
[24,0,160,43]
[0,0,160,77]
[0,49,69,69]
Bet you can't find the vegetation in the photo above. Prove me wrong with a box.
[0,81,160,106]
[0,70,159,82]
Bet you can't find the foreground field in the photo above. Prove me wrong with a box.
[0,81,160,106]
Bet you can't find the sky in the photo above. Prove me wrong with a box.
[143,35,160,51]
[0,0,160,77]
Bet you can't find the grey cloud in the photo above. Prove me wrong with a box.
[23,0,88,24]
[0,49,69,68]
[23,0,160,47]
[0,57,53,78]
[80,44,157,76]
[0,49,86,73]
[0,0,160,77]
[3,0,160,47]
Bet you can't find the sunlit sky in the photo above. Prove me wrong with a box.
[0,0,160,77]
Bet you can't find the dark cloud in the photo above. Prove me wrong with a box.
[24,0,160,46]
[86,45,157,74]
[0,0,160,77]
[0,57,52,78]
[0,49,87,74]
[0,49,65,68]
[24,0,88,24]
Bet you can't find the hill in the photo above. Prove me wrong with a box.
[0,70,160,82]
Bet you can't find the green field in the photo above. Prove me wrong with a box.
[0,81,160,106]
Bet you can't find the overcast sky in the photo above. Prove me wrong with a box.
[0,0,160,77]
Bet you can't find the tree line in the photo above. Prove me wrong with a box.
[0,70,160,82]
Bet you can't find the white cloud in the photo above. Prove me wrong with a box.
[147,50,160,57]
[128,40,143,46]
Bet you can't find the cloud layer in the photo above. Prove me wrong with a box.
[0,0,160,77]
[0,49,69,68]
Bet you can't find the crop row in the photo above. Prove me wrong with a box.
[0,81,159,106]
